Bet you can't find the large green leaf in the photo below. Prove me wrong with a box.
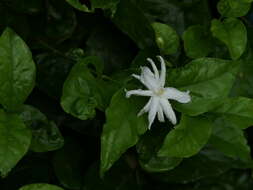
[112,0,156,49]
[137,127,182,173]
[209,116,251,162]
[0,28,36,111]
[153,147,241,183]
[152,22,179,55]
[100,89,148,176]
[211,97,253,129]
[167,58,239,116]
[19,105,64,152]
[183,25,213,58]
[211,18,247,60]
[0,109,31,177]
[217,0,251,17]
[158,115,213,158]
[19,184,64,190]
[61,57,102,120]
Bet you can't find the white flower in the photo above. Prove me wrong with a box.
[126,56,191,129]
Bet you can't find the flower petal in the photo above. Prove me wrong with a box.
[160,98,177,125]
[157,104,165,122]
[148,97,159,129]
[126,89,153,98]
[147,58,159,80]
[137,97,152,116]
[141,66,159,91]
[163,87,191,103]
[157,56,166,87]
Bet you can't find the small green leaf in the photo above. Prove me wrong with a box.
[209,116,251,162]
[211,97,253,129]
[19,105,64,152]
[61,57,101,120]
[100,89,148,176]
[0,109,31,177]
[211,18,247,60]
[137,127,182,173]
[0,28,36,111]
[217,0,251,17]
[66,0,91,12]
[183,25,213,58]
[19,184,64,190]
[91,0,120,15]
[152,22,179,55]
[158,115,213,158]
[167,58,239,116]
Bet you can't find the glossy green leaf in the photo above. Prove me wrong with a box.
[137,127,182,173]
[53,138,84,190]
[112,0,156,49]
[211,18,247,60]
[19,105,64,152]
[100,89,148,176]
[0,28,36,111]
[183,25,213,58]
[0,109,31,177]
[159,115,213,158]
[152,22,179,55]
[66,0,91,12]
[61,57,101,120]
[211,97,253,129]
[167,58,239,116]
[217,0,251,17]
[209,116,251,161]
[19,184,64,190]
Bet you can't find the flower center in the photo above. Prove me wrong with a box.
[154,88,165,96]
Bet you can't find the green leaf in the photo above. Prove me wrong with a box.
[0,109,31,177]
[91,0,120,15]
[211,18,247,60]
[152,22,179,55]
[100,89,148,176]
[183,25,213,58]
[209,116,251,162]
[112,0,156,49]
[53,138,84,190]
[211,97,253,129]
[19,184,64,190]
[61,57,101,120]
[153,147,237,183]
[19,105,64,152]
[66,0,91,12]
[158,115,213,158]
[217,0,251,17]
[135,0,211,35]
[0,28,36,111]
[137,127,182,173]
[167,58,239,116]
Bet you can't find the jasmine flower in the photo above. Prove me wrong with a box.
[126,56,191,129]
